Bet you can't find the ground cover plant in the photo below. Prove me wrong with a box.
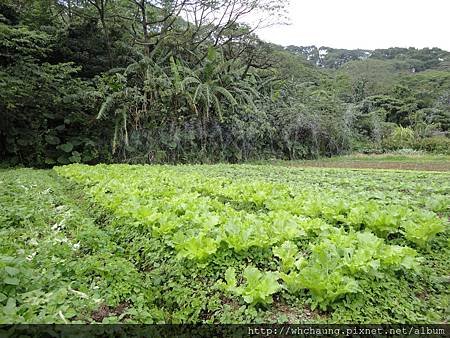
[0,164,448,323]
[264,153,450,172]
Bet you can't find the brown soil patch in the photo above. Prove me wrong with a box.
[416,291,429,301]
[220,295,240,309]
[285,161,450,172]
[91,302,130,322]
[267,301,324,323]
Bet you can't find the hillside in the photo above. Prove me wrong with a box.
[286,45,450,71]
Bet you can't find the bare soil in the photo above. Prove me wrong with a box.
[285,161,450,172]
[91,302,130,322]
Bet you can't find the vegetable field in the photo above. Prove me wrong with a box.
[0,164,448,323]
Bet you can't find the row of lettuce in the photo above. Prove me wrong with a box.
[55,164,448,310]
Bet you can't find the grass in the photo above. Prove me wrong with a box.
[260,153,450,171]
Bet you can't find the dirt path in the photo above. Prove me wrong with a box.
[283,161,450,172]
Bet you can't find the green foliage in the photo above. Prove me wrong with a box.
[1,163,449,323]
[279,230,420,310]
[0,169,108,322]
[0,20,109,167]
[50,163,448,321]
[390,126,415,147]
[292,45,450,73]
[2,1,449,166]
[0,23,51,62]
[174,232,219,261]
[1,0,449,323]
[415,136,450,154]
[403,212,447,248]
[273,241,300,272]
[220,267,281,306]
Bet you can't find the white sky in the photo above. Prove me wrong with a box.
[257,0,450,51]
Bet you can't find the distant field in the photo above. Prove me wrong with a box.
[263,153,450,171]
[1,162,448,324]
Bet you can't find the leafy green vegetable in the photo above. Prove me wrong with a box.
[3,164,445,323]
[403,211,447,247]
[221,267,281,306]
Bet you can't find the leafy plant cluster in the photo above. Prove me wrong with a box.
[0,169,112,322]
[53,164,448,318]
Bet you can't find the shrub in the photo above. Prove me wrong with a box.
[414,136,450,154]
[382,126,417,150]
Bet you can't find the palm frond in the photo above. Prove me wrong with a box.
[215,86,238,106]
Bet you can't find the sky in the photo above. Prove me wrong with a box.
[256,0,450,51]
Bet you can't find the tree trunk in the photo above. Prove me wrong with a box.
[141,0,150,57]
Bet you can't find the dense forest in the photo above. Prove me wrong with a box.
[1,0,449,167]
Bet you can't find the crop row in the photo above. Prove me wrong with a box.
[55,164,448,309]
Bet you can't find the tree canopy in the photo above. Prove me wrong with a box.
[1,0,449,166]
